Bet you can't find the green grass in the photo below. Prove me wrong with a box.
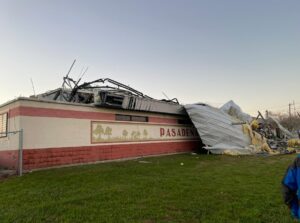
[0,153,297,223]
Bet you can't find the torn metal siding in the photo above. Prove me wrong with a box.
[184,103,252,154]
[34,77,186,116]
[111,96,185,115]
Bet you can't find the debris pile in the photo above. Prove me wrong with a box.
[185,101,297,155]
[32,61,185,115]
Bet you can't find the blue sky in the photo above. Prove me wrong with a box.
[0,0,299,115]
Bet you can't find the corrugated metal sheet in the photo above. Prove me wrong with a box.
[185,103,252,155]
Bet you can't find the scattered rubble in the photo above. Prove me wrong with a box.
[185,101,297,155]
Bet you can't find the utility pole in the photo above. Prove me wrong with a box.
[288,102,293,131]
[293,100,296,116]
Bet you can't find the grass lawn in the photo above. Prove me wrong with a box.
[0,153,297,223]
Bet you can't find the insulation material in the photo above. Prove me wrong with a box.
[220,100,253,123]
[288,139,300,147]
[242,124,274,154]
[251,120,259,130]
[184,103,273,155]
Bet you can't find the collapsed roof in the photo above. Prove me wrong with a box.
[33,73,186,116]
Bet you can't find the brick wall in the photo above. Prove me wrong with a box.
[21,140,201,170]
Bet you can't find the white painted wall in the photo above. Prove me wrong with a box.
[0,101,21,151]
[0,98,194,151]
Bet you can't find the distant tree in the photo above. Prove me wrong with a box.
[279,116,300,132]
[265,111,300,133]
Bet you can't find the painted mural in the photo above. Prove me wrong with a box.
[91,121,199,143]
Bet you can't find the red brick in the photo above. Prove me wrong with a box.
[0,141,201,170]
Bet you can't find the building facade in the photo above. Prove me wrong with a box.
[0,98,201,170]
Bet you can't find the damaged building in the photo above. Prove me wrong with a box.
[0,64,297,172]
[0,74,202,171]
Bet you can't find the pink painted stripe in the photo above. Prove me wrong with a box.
[9,106,180,124]
[9,106,114,120]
